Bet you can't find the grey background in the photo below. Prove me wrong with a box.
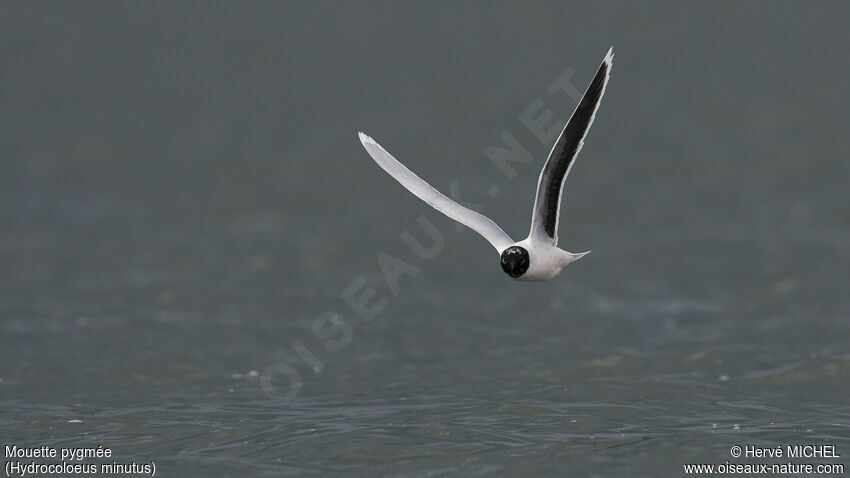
[2,2,848,476]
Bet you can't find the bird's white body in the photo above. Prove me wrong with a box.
[359,48,613,282]
[508,238,588,282]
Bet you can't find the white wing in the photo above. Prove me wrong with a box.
[528,47,613,245]
[359,132,514,253]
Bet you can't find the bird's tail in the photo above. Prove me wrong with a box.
[569,250,591,262]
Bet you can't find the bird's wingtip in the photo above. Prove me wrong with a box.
[604,46,614,64]
[358,131,374,145]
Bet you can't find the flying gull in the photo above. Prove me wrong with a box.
[359,48,613,281]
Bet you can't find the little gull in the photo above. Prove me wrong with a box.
[359,48,613,281]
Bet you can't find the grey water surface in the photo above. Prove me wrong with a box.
[2,2,849,476]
